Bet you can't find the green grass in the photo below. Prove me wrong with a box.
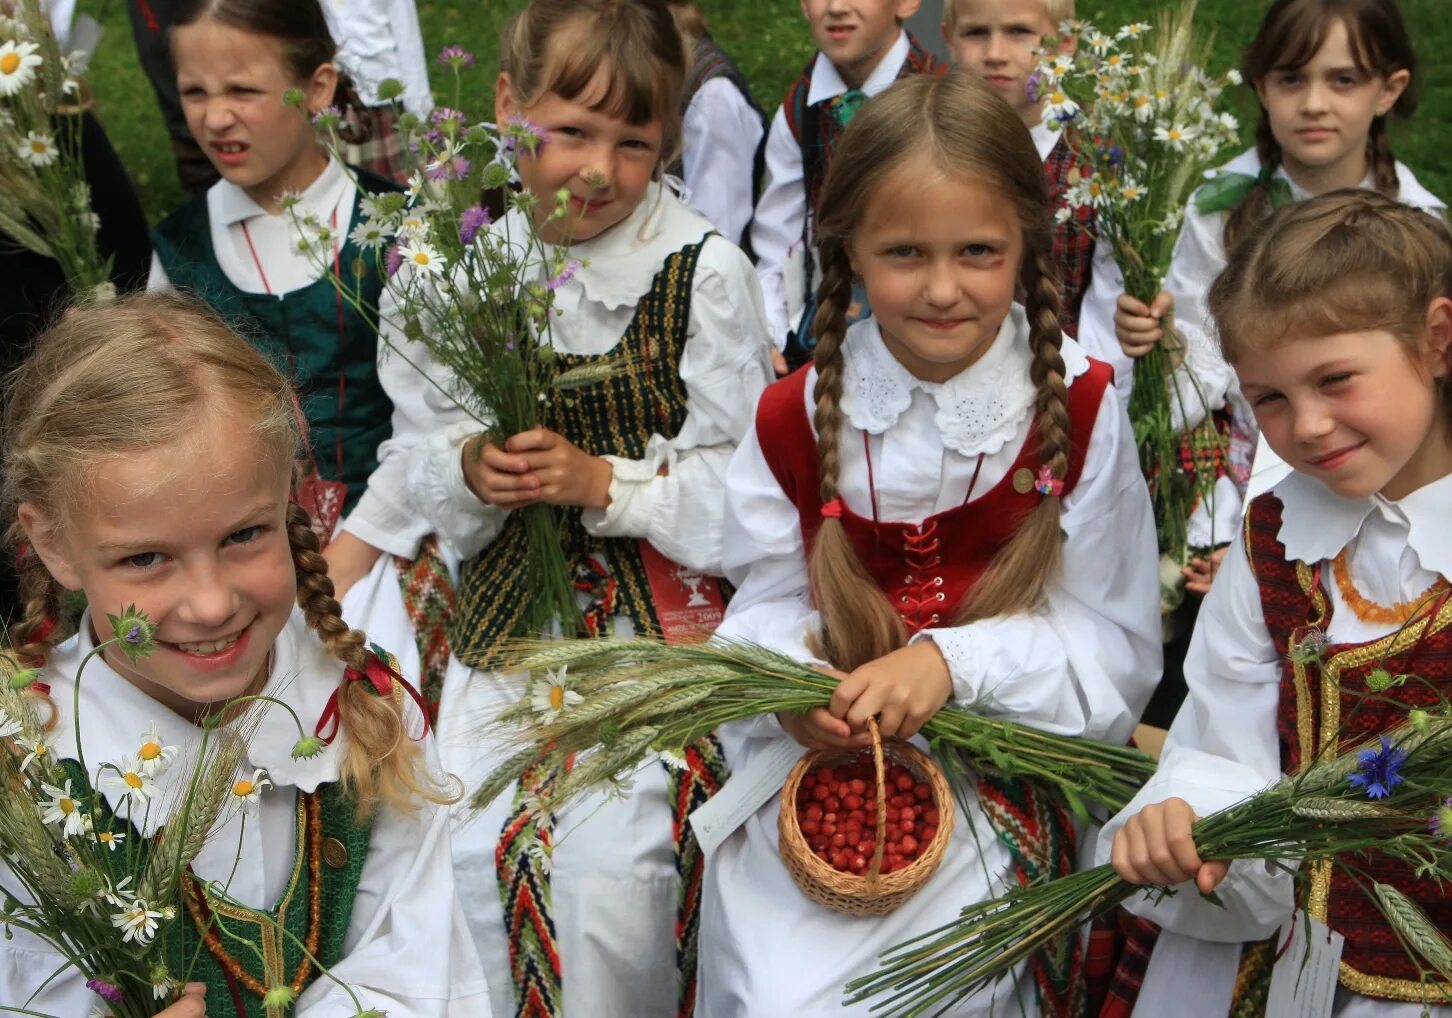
[79,0,1449,223]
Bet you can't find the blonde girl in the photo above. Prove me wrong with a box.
[0,291,488,1016]
[698,70,1160,1016]
[380,0,775,1014]
[1101,191,1452,1017]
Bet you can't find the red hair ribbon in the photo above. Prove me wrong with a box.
[820,499,845,519]
[314,648,433,745]
[1034,465,1064,497]
[31,682,50,697]
[30,614,58,646]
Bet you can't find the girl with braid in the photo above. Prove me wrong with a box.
[0,292,490,1016]
[698,71,1160,1016]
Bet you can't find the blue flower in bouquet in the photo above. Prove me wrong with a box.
[1348,735,1407,800]
[458,204,491,245]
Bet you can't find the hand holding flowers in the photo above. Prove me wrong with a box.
[464,428,615,511]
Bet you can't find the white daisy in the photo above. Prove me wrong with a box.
[102,875,135,909]
[230,768,271,814]
[17,130,57,167]
[0,40,42,97]
[399,241,445,276]
[1041,88,1080,125]
[39,779,89,837]
[1119,178,1146,203]
[100,756,159,803]
[276,189,304,211]
[1117,22,1151,40]
[1227,68,1244,86]
[1152,123,1196,151]
[0,707,21,739]
[134,721,177,777]
[95,829,125,852]
[530,667,583,720]
[1130,92,1155,122]
[111,896,163,945]
[17,731,53,771]
[349,217,390,250]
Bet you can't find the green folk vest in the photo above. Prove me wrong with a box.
[150,169,399,514]
[450,238,709,668]
[62,759,373,1017]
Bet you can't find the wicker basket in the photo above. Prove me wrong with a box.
[777,718,954,916]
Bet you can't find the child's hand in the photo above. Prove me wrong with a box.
[1110,796,1228,894]
[828,641,952,741]
[779,706,874,752]
[504,428,614,510]
[1181,546,1230,596]
[155,984,207,1017]
[771,348,790,377]
[1114,291,1174,359]
[461,434,541,508]
[321,530,383,601]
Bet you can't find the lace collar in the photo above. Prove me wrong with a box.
[838,309,1090,457]
[1272,469,1452,577]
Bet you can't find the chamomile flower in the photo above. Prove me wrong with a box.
[17,731,53,771]
[1046,53,1074,76]
[39,779,89,837]
[0,707,20,739]
[1130,92,1154,122]
[1226,68,1243,86]
[135,722,177,777]
[1117,21,1151,39]
[96,829,126,852]
[531,667,582,720]
[112,896,164,945]
[349,217,390,251]
[1041,88,1080,125]
[1085,30,1114,53]
[17,130,57,166]
[1152,123,1195,151]
[1119,178,1145,203]
[101,757,159,803]
[0,40,42,97]
[399,241,445,276]
[230,768,271,814]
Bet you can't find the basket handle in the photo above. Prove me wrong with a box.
[865,717,888,884]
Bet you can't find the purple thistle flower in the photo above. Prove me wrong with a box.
[426,152,471,181]
[87,978,125,1004]
[458,204,491,245]
[437,45,475,70]
[1025,70,1044,105]
[310,105,342,126]
[545,259,581,290]
[430,107,467,128]
[1431,797,1452,841]
[421,129,445,148]
[1347,735,1407,800]
[384,243,404,278]
[504,114,551,154]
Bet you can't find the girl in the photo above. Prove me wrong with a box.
[148,0,449,712]
[1101,191,1452,1017]
[0,291,489,1015]
[387,1,775,1014]
[1080,0,1441,592]
[665,0,767,248]
[697,71,1161,1015]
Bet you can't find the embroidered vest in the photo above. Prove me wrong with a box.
[1245,493,1452,1000]
[450,239,709,667]
[60,760,373,1017]
[150,169,400,514]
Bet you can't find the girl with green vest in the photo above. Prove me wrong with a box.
[0,292,490,1016]
[380,1,774,1014]
[147,0,446,696]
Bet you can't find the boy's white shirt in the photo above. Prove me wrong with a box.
[318,0,433,113]
[681,76,765,247]
[1094,468,1452,1017]
[386,181,775,575]
[748,29,913,349]
[0,610,492,1017]
[1029,118,1059,161]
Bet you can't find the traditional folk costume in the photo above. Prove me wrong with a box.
[393,183,774,1018]
[0,611,490,1017]
[1097,471,1452,1017]
[1030,121,1097,339]
[149,157,455,715]
[697,312,1161,1016]
[748,30,946,366]
[673,34,767,249]
[1076,148,1446,546]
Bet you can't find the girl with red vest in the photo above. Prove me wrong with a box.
[1103,192,1452,1016]
[698,71,1161,1016]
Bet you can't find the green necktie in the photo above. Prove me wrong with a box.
[830,88,867,128]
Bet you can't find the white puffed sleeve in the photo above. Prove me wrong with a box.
[1093,532,1296,942]
[912,385,1161,744]
[746,107,805,349]
[681,78,764,249]
[1160,205,1237,432]
[579,237,774,575]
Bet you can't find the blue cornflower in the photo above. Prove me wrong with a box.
[1347,735,1407,800]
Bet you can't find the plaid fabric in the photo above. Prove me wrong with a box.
[1177,408,1233,480]
[345,106,411,185]
[1085,911,1160,1018]
[1044,134,1096,337]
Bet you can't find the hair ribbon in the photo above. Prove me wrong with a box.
[1034,465,1065,497]
[820,499,845,519]
[314,645,432,745]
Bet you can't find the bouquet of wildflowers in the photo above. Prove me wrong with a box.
[0,609,374,1016]
[845,701,1452,1016]
[473,639,1157,823]
[1034,1,1242,562]
[287,47,613,640]
[0,0,111,298]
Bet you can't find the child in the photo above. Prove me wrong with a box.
[0,291,488,1015]
[749,0,946,370]
[1101,191,1452,1017]
[385,1,775,1014]
[147,0,445,696]
[944,0,1095,336]
[666,0,767,248]
[698,71,1161,1015]
[1081,0,1441,590]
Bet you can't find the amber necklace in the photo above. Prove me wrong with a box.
[1331,549,1450,625]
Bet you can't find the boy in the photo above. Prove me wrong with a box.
[749,0,946,370]
[945,0,1095,335]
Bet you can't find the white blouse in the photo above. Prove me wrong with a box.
[393,182,776,577]
[748,30,914,349]
[1094,469,1452,1018]
[681,76,765,248]
[0,611,491,1016]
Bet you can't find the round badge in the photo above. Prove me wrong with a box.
[322,837,349,869]
[1012,467,1035,494]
